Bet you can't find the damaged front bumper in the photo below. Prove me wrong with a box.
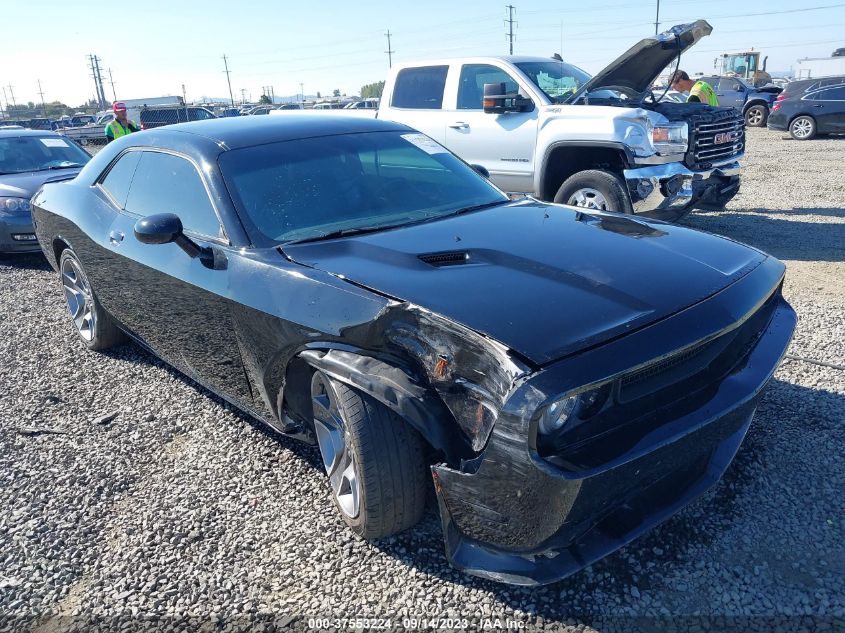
[431,259,795,585]
[624,158,741,222]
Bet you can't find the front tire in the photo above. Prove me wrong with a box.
[554,169,633,213]
[744,104,768,127]
[311,371,428,539]
[790,115,816,140]
[59,248,125,351]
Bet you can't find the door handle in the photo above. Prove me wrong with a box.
[813,104,823,108]
[449,121,469,129]
[108,230,124,245]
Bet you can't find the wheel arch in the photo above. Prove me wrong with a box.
[743,98,770,113]
[272,344,471,465]
[538,141,633,202]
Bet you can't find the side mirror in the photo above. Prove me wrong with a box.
[134,213,201,258]
[470,164,490,179]
[483,82,533,114]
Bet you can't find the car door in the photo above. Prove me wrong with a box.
[383,65,449,144]
[811,87,845,131]
[97,149,254,407]
[443,63,539,194]
[715,77,746,109]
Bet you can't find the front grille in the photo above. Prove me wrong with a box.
[691,115,745,168]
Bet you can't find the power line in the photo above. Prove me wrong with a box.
[221,54,235,107]
[505,5,516,55]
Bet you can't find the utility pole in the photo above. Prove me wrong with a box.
[299,82,305,104]
[222,54,235,107]
[505,5,516,55]
[108,68,117,101]
[654,0,660,35]
[37,80,46,115]
[7,85,16,109]
[385,30,395,68]
[1,87,7,119]
[240,88,246,104]
[93,56,107,108]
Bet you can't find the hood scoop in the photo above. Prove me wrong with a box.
[419,251,470,267]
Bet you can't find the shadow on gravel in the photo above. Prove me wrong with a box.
[0,253,51,271]
[683,208,845,262]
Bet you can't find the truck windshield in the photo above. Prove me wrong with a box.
[218,131,508,245]
[515,61,592,103]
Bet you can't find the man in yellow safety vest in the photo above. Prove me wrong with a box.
[669,71,719,106]
[105,101,140,143]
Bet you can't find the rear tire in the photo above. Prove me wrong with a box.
[744,104,768,127]
[554,169,633,214]
[59,248,125,351]
[311,371,428,539]
[789,115,816,140]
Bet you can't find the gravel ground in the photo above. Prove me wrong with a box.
[1,128,843,632]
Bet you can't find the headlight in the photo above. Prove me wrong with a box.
[0,197,32,215]
[651,123,688,155]
[537,385,611,437]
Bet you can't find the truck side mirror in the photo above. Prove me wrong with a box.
[483,83,533,114]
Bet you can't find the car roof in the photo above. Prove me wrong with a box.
[160,115,411,149]
[0,129,64,139]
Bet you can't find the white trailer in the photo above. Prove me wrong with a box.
[794,56,845,79]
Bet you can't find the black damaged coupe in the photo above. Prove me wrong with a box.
[32,116,795,585]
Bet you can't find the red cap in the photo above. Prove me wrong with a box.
[112,101,127,112]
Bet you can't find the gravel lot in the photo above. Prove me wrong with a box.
[1,128,843,632]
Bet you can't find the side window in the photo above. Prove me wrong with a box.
[100,151,142,208]
[391,66,448,109]
[124,152,221,239]
[190,108,214,121]
[717,78,741,92]
[817,87,845,100]
[457,64,519,110]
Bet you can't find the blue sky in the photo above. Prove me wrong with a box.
[3,0,843,107]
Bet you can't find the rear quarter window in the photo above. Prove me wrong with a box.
[391,66,448,109]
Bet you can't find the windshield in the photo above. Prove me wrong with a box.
[0,136,90,174]
[515,61,592,103]
[218,131,507,245]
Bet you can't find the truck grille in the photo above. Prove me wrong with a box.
[690,115,745,168]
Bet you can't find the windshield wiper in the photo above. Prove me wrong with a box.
[449,199,509,216]
[284,225,393,245]
[46,163,84,170]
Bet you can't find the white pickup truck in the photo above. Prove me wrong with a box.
[274,20,743,220]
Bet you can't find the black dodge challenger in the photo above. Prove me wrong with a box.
[32,116,796,585]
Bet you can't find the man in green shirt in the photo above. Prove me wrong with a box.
[105,102,140,143]
[670,71,719,106]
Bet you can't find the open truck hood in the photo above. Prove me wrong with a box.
[283,201,765,365]
[570,20,713,101]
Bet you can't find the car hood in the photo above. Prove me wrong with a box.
[0,169,81,198]
[571,20,713,100]
[282,201,766,365]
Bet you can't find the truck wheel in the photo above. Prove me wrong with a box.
[744,105,768,127]
[554,170,633,214]
[789,116,816,140]
[311,371,428,539]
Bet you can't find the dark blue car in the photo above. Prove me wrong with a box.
[0,129,89,253]
[31,116,795,585]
